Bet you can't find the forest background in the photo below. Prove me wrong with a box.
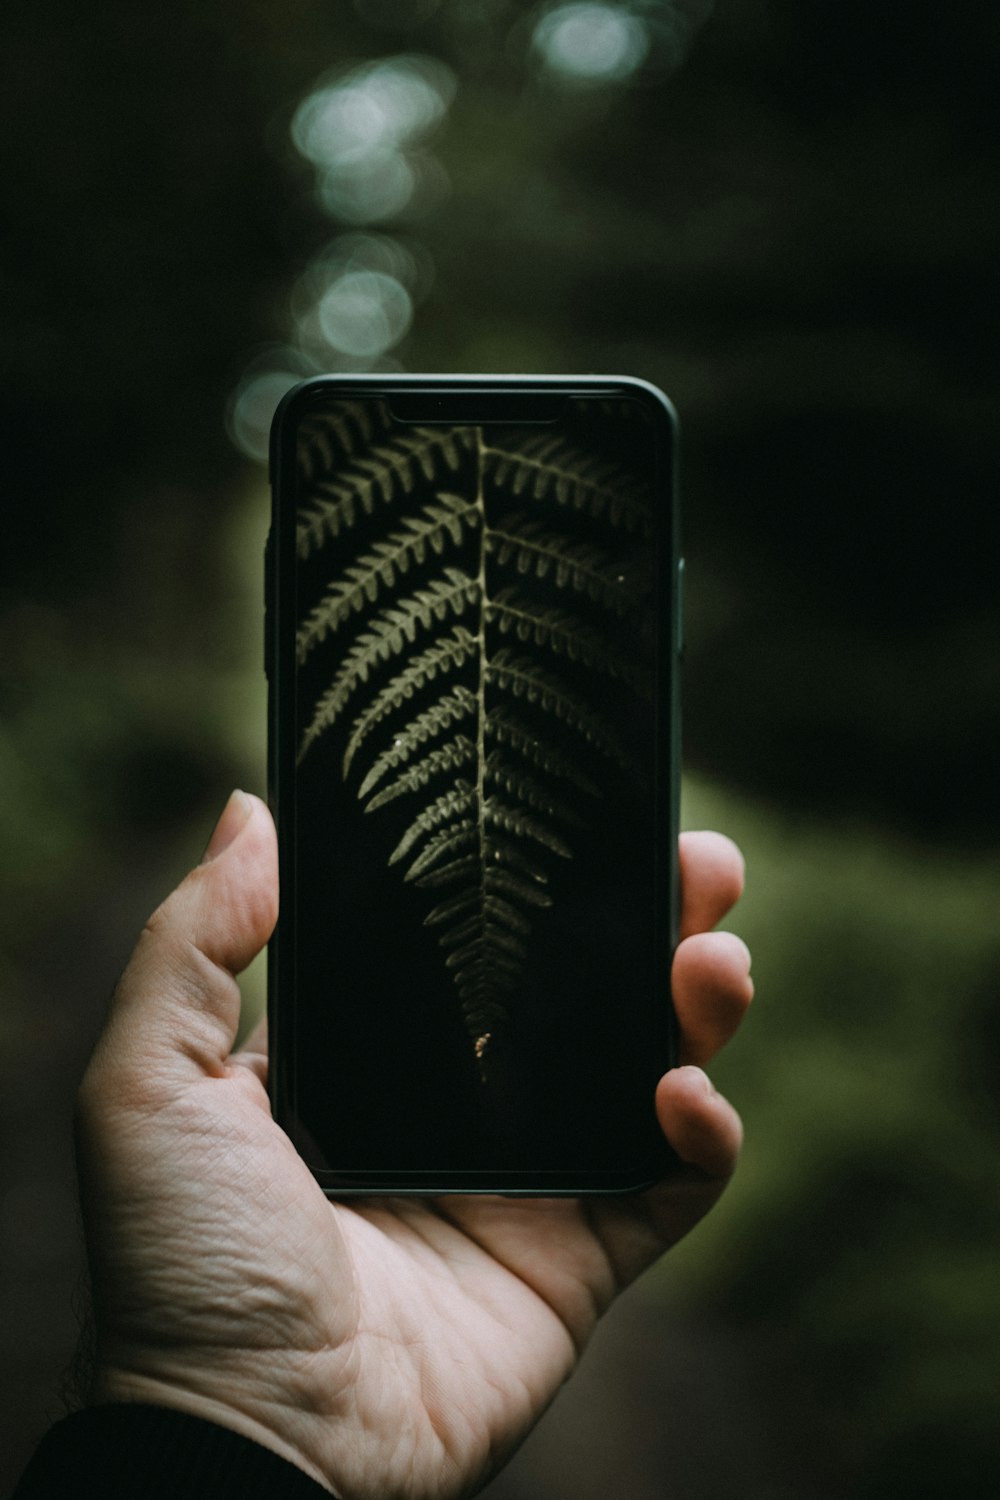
[1,1,998,1495]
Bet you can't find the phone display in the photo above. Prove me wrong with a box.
[267,376,680,1194]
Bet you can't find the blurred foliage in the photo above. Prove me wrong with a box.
[1,0,998,1493]
[670,776,1000,1494]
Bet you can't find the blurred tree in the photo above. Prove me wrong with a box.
[2,0,998,1494]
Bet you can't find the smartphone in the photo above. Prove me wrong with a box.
[266,375,681,1194]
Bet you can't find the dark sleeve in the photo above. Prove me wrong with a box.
[10,1405,332,1499]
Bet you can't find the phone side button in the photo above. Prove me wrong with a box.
[263,531,273,680]
[676,556,685,659]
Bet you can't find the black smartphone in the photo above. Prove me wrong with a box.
[266,375,681,1195]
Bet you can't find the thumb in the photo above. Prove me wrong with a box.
[94,791,278,1092]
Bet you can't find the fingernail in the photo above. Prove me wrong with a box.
[734,936,753,975]
[202,790,253,863]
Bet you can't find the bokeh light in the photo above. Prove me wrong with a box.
[291,231,429,367]
[532,3,650,84]
[316,269,413,356]
[226,363,307,464]
[317,146,417,224]
[291,55,456,222]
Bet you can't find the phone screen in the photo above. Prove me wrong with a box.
[268,378,679,1192]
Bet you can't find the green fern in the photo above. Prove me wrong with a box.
[487,514,642,615]
[483,434,652,535]
[426,885,531,937]
[301,624,476,768]
[389,782,477,866]
[296,415,652,1073]
[343,627,479,773]
[484,707,600,797]
[483,794,573,859]
[404,821,478,881]
[362,734,476,811]
[411,841,551,895]
[345,683,477,781]
[296,400,377,483]
[487,587,646,689]
[486,648,633,770]
[484,750,583,828]
[297,428,470,558]
[298,495,479,660]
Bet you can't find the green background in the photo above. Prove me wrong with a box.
[2,1,998,1493]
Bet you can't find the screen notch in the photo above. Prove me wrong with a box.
[387,392,570,425]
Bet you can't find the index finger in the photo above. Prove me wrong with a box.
[679,831,745,939]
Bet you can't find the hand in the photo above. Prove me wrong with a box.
[76,791,752,1498]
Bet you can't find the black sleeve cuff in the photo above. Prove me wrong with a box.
[11,1405,331,1500]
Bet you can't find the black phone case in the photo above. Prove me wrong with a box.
[267,376,681,1194]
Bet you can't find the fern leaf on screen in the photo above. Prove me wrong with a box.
[389,782,478,866]
[487,515,642,615]
[298,497,479,657]
[484,708,600,797]
[487,648,631,769]
[296,401,376,483]
[347,684,478,780]
[362,735,476,811]
[296,409,654,1074]
[297,429,470,557]
[484,435,652,535]
[488,588,646,689]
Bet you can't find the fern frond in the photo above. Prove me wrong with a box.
[482,865,553,908]
[484,436,652,535]
[446,930,527,971]
[345,683,477,780]
[484,750,583,827]
[297,497,479,659]
[485,794,572,858]
[487,516,639,615]
[487,587,646,690]
[297,401,378,482]
[388,782,476,866]
[317,565,478,693]
[411,837,551,893]
[344,628,478,773]
[484,708,599,797]
[487,650,630,769]
[404,820,478,880]
[430,889,532,940]
[422,871,549,928]
[451,941,524,988]
[409,854,479,889]
[361,734,476,810]
[296,428,470,557]
[298,576,478,764]
[422,887,480,927]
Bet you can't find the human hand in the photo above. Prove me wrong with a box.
[75,791,752,1497]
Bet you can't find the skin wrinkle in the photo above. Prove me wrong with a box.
[331,1239,555,1481]
[426,1198,602,1361]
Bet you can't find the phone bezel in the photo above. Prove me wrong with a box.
[267,374,681,1196]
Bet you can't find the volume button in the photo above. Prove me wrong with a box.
[264,530,274,679]
[675,556,685,659]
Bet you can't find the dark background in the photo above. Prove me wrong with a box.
[2,1,998,1494]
